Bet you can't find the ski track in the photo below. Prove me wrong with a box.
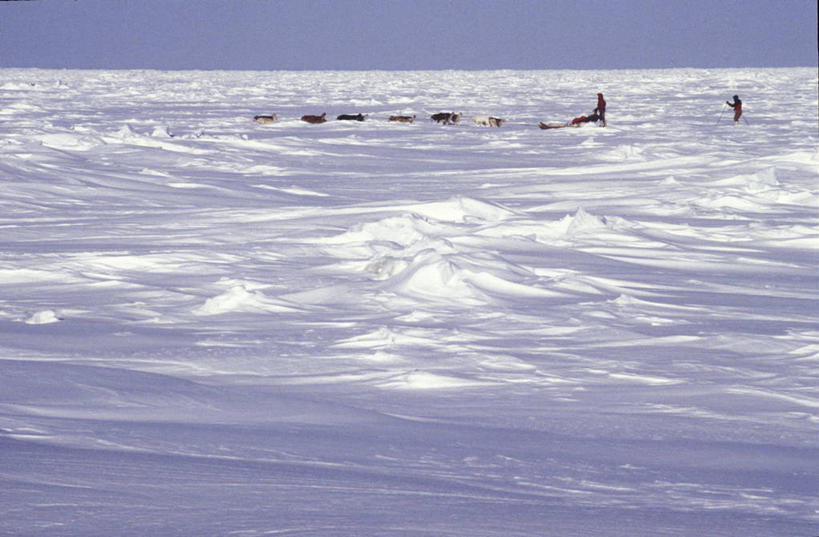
[1,68,818,536]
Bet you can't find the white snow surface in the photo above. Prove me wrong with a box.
[1,68,818,536]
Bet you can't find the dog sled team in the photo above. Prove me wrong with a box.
[254,92,743,129]
[253,93,606,129]
[256,111,503,127]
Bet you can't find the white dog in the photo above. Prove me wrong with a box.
[472,116,504,127]
[253,114,277,124]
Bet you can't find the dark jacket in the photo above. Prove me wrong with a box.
[594,93,606,114]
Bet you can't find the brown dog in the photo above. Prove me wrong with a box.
[301,113,327,124]
[389,115,416,123]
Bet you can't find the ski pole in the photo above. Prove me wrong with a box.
[742,115,750,126]
[716,103,727,125]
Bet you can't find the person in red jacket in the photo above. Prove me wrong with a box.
[727,95,742,124]
[594,92,606,127]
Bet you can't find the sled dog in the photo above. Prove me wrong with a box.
[253,114,277,124]
[431,112,460,125]
[473,116,504,127]
[301,113,327,124]
[389,115,416,123]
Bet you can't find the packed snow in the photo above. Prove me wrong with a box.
[1,68,817,536]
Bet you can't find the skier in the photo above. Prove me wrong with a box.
[594,92,606,127]
[726,95,742,125]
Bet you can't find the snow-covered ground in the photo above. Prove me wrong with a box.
[1,68,817,536]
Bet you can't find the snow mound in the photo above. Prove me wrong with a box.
[0,268,81,284]
[379,370,492,390]
[363,256,411,280]
[563,207,610,235]
[460,269,565,298]
[314,198,564,305]
[388,250,481,303]
[194,282,292,315]
[407,196,515,223]
[334,326,435,349]
[746,167,780,192]
[40,133,103,150]
[320,197,511,254]
[150,125,174,138]
[24,310,61,324]
[330,213,434,248]
[601,144,645,161]
[381,249,560,303]
[535,208,613,243]
[318,213,458,279]
[110,124,139,139]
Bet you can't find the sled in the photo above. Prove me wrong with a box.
[539,122,575,130]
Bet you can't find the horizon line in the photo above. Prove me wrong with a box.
[1,65,816,73]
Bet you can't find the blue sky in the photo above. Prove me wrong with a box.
[1,0,817,70]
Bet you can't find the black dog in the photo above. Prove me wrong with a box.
[337,113,366,121]
[430,112,460,125]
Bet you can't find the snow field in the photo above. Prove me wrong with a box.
[0,67,818,536]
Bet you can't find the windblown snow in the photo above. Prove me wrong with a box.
[1,68,817,536]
